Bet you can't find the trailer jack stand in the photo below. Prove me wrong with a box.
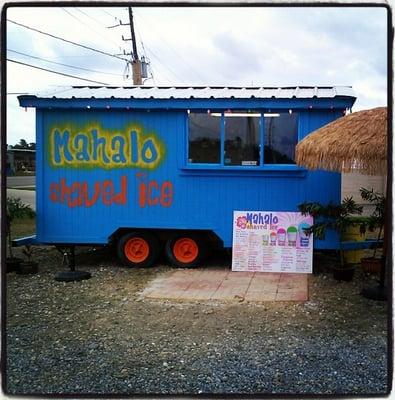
[54,246,91,282]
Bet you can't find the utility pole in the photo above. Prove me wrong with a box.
[108,7,148,85]
[128,7,142,85]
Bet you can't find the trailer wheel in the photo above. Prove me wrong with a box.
[117,232,160,268]
[165,234,204,268]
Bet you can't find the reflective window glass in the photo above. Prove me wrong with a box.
[188,112,221,164]
[264,113,298,164]
[224,113,260,166]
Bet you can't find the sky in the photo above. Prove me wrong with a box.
[6,4,388,146]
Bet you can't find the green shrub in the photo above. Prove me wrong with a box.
[6,197,35,258]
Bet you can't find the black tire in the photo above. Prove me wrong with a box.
[117,231,160,268]
[54,270,91,282]
[165,234,205,268]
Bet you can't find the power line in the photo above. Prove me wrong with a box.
[7,59,110,85]
[144,47,186,84]
[9,86,75,97]
[124,13,181,83]
[140,41,155,84]
[100,8,118,19]
[8,49,123,76]
[40,87,77,97]
[7,19,129,63]
[62,8,121,49]
[76,8,109,28]
[133,10,206,82]
[62,7,82,21]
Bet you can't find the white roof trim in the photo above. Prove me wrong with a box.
[27,85,356,100]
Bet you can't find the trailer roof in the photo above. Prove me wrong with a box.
[18,86,356,110]
[20,85,356,100]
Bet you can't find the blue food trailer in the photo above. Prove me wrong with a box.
[18,86,356,268]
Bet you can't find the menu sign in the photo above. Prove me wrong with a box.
[232,211,313,273]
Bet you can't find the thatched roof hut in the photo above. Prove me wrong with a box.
[295,107,387,175]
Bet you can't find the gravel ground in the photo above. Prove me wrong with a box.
[5,246,389,396]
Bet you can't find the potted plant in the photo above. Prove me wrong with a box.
[359,187,385,274]
[298,197,363,281]
[6,197,35,273]
[17,245,39,275]
[341,215,368,265]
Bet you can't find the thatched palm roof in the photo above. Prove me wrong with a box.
[295,107,387,175]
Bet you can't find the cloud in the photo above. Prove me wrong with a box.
[7,96,35,145]
[6,5,388,145]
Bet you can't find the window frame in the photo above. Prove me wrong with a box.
[183,109,306,173]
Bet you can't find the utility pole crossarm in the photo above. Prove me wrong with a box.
[107,20,130,29]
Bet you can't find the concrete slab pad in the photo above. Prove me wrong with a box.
[143,269,308,303]
[249,280,279,290]
[228,271,255,277]
[210,290,247,301]
[276,290,308,301]
[244,291,277,302]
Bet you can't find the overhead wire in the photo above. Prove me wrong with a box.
[7,59,110,85]
[10,87,76,97]
[62,8,121,49]
[8,12,184,86]
[100,8,119,19]
[39,87,79,97]
[129,12,185,84]
[139,42,155,84]
[75,7,109,27]
[131,23,154,83]
[8,49,123,76]
[143,47,186,84]
[129,20,184,84]
[7,19,129,63]
[133,10,206,83]
[132,20,154,81]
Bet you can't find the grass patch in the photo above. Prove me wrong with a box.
[10,217,36,239]
[9,187,35,191]
[12,171,35,176]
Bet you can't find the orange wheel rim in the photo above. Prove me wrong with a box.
[124,238,150,263]
[173,238,198,263]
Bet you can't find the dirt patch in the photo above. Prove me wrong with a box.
[5,246,388,395]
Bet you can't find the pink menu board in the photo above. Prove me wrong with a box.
[232,211,313,273]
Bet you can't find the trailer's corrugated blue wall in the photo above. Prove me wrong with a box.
[36,107,343,249]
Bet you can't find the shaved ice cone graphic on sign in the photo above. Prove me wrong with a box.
[270,231,277,246]
[287,226,297,246]
[262,230,269,246]
[299,222,311,247]
[277,228,286,246]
